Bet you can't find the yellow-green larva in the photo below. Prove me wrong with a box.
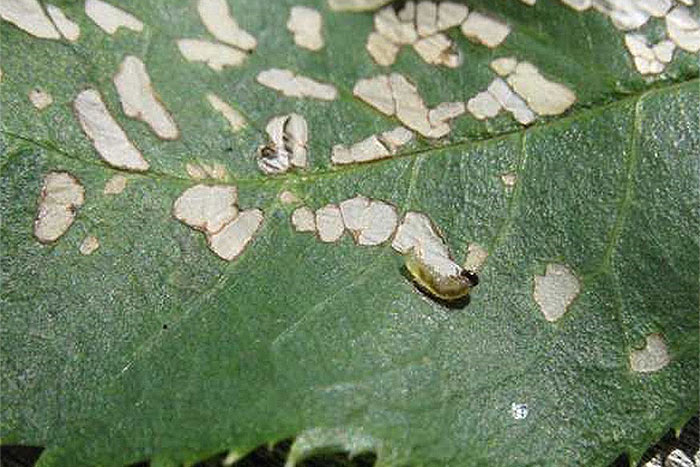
[404,248,479,301]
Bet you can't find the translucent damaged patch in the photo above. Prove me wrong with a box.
[186,161,227,181]
[490,56,517,77]
[487,78,536,125]
[79,235,99,255]
[206,93,246,132]
[666,6,700,53]
[259,113,308,174]
[629,333,670,373]
[428,101,465,127]
[331,127,413,165]
[197,0,256,51]
[413,33,461,68]
[173,184,238,234]
[466,91,502,120]
[460,11,510,48]
[416,1,438,37]
[327,0,390,11]
[73,89,149,172]
[624,34,671,74]
[279,190,300,205]
[366,31,399,66]
[339,195,398,246]
[207,209,263,261]
[463,243,488,272]
[0,0,60,39]
[103,174,127,195]
[46,4,80,41]
[177,39,247,71]
[291,206,316,232]
[437,2,469,30]
[113,56,179,140]
[85,0,143,35]
[374,5,417,45]
[287,6,324,51]
[28,87,52,110]
[34,172,85,244]
[316,204,344,243]
[256,69,337,100]
[533,263,580,322]
[500,172,517,188]
[506,62,576,116]
[392,211,449,259]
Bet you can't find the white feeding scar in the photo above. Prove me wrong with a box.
[113,56,179,140]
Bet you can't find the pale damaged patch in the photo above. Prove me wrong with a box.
[331,126,413,165]
[206,94,246,132]
[46,4,80,41]
[173,184,238,234]
[463,243,488,272]
[487,77,536,125]
[327,0,389,11]
[466,91,502,120]
[207,209,263,261]
[85,0,143,35]
[185,162,227,181]
[291,206,316,232]
[197,0,256,51]
[666,6,700,52]
[0,0,60,39]
[428,101,465,127]
[177,39,247,71]
[259,113,308,174]
[367,2,462,67]
[79,235,100,255]
[437,2,469,31]
[316,204,344,242]
[114,56,179,140]
[73,89,150,172]
[354,73,453,138]
[28,87,53,110]
[103,174,127,195]
[366,31,400,66]
[34,172,85,243]
[490,56,517,77]
[287,6,324,51]
[533,263,580,322]
[279,190,300,205]
[624,34,673,74]
[501,172,517,188]
[339,196,398,245]
[630,333,670,373]
[413,33,461,68]
[507,62,576,116]
[256,69,337,100]
[392,211,449,259]
[460,12,510,48]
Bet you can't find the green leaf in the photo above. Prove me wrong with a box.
[1,1,698,466]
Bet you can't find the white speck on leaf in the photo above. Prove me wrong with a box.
[511,403,528,420]
[463,243,488,272]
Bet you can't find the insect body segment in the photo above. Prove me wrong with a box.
[404,247,478,301]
